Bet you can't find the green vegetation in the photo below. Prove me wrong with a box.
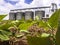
[0,9,60,45]
[56,9,60,45]
[0,15,7,21]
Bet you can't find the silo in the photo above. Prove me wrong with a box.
[35,11,45,20]
[25,11,33,20]
[16,12,22,20]
[9,13,16,20]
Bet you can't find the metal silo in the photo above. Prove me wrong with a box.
[9,13,17,20]
[16,12,22,20]
[35,11,45,20]
[25,11,33,20]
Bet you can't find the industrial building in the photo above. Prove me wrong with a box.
[9,3,57,20]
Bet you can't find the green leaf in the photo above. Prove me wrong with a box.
[0,30,11,36]
[19,21,33,30]
[0,34,9,41]
[0,15,7,21]
[41,33,50,37]
[56,9,60,45]
[39,9,60,30]
[0,21,13,30]
[27,36,52,45]
[0,30,10,41]
[39,20,50,30]
[20,30,29,32]
[48,9,60,28]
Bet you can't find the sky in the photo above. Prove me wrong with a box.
[0,0,60,14]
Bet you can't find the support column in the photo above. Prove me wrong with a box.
[33,11,36,20]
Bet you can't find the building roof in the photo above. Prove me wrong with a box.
[11,6,51,11]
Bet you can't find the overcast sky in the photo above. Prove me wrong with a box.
[0,0,60,14]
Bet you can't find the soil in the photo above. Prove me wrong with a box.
[0,41,9,45]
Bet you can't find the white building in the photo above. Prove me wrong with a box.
[9,3,57,20]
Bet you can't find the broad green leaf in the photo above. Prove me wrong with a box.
[20,30,29,33]
[19,22,33,30]
[27,36,52,45]
[39,20,51,30]
[16,35,23,38]
[0,20,15,30]
[41,33,50,37]
[48,9,60,28]
[0,30,10,41]
[0,29,12,36]
[56,9,60,45]
[0,34,9,41]
[0,15,7,21]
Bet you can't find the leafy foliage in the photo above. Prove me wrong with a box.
[27,9,60,45]
[48,9,60,28]
[56,9,60,45]
[0,15,11,41]
[19,20,35,30]
[0,9,60,45]
[0,15,7,21]
[27,36,52,45]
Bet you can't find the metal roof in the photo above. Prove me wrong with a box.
[11,6,51,11]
